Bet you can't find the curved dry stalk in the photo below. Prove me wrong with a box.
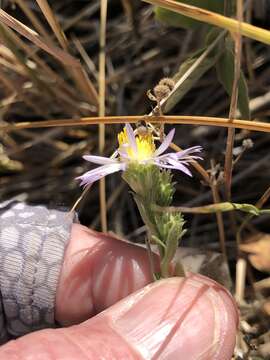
[2,115,270,133]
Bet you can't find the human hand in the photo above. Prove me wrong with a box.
[0,224,238,359]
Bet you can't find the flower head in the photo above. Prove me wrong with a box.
[76,124,202,187]
[117,126,155,161]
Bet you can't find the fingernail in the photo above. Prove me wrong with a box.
[110,276,237,359]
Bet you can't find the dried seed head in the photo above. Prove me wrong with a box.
[153,84,170,101]
[159,77,175,91]
[148,77,175,104]
[136,125,149,136]
[147,89,157,102]
[217,171,224,185]
[242,138,254,149]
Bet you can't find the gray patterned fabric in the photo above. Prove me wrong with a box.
[0,201,75,344]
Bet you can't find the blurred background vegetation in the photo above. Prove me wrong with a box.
[1,0,270,357]
[0,1,269,243]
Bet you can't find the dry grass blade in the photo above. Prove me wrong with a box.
[235,258,247,303]
[69,0,107,226]
[34,1,98,105]
[91,183,125,229]
[73,36,98,81]
[224,0,243,300]
[0,66,16,94]
[71,67,99,106]
[121,0,135,26]
[0,24,55,106]
[14,0,52,44]
[2,115,269,132]
[254,277,270,291]
[35,0,68,50]
[98,0,108,232]
[0,65,40,115]
[0,9,79,67]
[70,184,92,213]
[0,57,25,76]
[62,3,100,31]
[1,25,82,115]
[143,0,270,44]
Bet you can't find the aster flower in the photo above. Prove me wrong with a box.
[76,124,202,187]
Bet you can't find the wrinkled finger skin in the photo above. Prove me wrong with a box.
[0,275,238,360]
[55,224,161,325]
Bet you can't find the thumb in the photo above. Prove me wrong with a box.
[0,274,238,360]
[55,224,160,325]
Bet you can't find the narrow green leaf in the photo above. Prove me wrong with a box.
[156,202,268,216]
[152,235,166,248]
[216,43,250,119]
[155,0,225,30]
[163,226,179,263]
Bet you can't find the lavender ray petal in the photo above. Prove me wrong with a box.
[173,163,192,176]
[172,146,202,159]
[157,146,202,162]
[154,128,175,157]
[167,158,192,176]
[83,155,119,165]
[165,153,203,162]
[125,123,137,154]
[117,151,129,159]
[155,159,192,176]
[76,163,125,187]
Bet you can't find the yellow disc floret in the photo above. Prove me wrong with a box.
[135,133,156,160]
[118,128,156,161]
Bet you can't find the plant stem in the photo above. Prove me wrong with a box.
[224,0,243,202]
[210,178,227,261]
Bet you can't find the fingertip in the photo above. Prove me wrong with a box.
[3,275,238,360]
[57,226,238,360]
[102,275,238,359]
[188,272,239,325]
